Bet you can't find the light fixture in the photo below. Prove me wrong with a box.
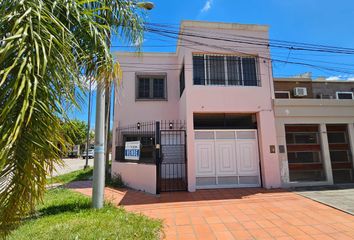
[136,2,154,10]
[137,122,141,130]
[169,122,173,129]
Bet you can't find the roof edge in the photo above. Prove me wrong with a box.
[180,20,269,32]
[113,51,176,57]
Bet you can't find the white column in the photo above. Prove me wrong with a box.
[276,122,289,185]
[319,123,333,184]
[186,110,196,192]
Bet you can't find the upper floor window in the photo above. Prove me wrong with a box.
[336,92,353,100]
[193,54,260,86]
[275,91,290,99]
[136,75,167,100]
[179,63,185,97]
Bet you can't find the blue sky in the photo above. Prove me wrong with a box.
[69,0,354,126]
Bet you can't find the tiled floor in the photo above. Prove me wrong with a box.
[296,185,354,215]
[67,181,354,240]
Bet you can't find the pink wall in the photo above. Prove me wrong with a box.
[178,22,281,189]
[111,53,181,168]
[111,162,156,194]
[112,21,282,192]
[113,53,180,127]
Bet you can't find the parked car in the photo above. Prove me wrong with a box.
[82,149,94,159]
[68,144,80,158]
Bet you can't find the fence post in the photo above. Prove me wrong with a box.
[155,121,161,194]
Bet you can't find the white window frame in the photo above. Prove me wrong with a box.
[275,91,291,99]
[336,91,354,100]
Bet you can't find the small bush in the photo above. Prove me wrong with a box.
[106,173,125,188]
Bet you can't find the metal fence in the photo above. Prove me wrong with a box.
[115,120,187,192]
[158,121,187,192]
[115,121,156,164]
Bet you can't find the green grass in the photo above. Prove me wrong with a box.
[47,167,125,188]
[47,167,93,185]
[9,188,163,240]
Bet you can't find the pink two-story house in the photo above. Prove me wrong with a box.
[111,20,282,194]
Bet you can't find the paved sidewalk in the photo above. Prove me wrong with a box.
[51,158,94,176]
[68,181,354,240]
[296,185,354,215]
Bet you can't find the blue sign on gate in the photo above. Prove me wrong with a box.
[124,141,141,160]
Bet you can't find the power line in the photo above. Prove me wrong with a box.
[146,22,354,53]
[111,22,354,75]
[114,54,354,68]
[145,26,354,55]
[141,26,354,75]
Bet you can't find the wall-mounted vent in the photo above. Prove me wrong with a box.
[293,87,308,97]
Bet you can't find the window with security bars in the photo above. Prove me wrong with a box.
[193,54,260,86]
[179,64,185,96]
[136,75,167,100]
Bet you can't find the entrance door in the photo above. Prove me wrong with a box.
[159,129,188,192]
[195,130,260,188]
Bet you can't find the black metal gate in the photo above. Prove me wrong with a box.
[156,121,187,193]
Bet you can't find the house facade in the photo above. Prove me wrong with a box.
[111,20,354,194]
[274,77,354,187]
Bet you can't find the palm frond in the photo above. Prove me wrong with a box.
[0,0,144,236]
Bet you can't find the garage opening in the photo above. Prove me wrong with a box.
[285,124,326,182]
[194,113,260,189]
[326,124,354,184]
[194,113,257,129]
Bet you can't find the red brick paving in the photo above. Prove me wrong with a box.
[67,181,354,240]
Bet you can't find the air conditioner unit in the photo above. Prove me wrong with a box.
[293,87,307,97]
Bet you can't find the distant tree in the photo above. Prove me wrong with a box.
[89,130,95,144]
[62,119,88,147]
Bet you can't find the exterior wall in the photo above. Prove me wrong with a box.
[111,162,156,194]
[274,99,354,187]
[274,78,354,99]
[111,53,180,192]
[312,81,354,99]
[274,78,313,98]
[112,21,283,193]
[113,52,180,127]
[178,21,281,190]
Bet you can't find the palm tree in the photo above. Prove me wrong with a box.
[0,0,145,236]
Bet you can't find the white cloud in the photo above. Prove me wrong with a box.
[201,0,213,13]
[325,75,354,81]
[326,76,341,81]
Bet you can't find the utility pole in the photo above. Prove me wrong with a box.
[104,82,111,176]
[92,82,105,209]
[92,1,154,209]
[85,78,92,169]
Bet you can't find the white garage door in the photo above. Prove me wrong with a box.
[195,130,260,188]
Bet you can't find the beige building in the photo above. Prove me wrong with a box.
[274,77,354,187]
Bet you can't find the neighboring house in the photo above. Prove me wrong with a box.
[274,77,354,186]
[111,20,354,194]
